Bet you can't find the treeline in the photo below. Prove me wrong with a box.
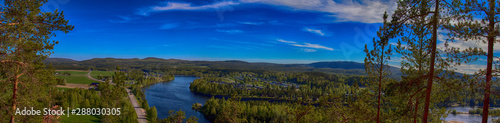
[190,78,352,102]
[189,70,372,103]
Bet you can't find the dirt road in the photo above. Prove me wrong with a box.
[87,71,148,123]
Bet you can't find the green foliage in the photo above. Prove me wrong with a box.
[192,103,202,111]
[469,108,500,116]
[161,74,175,82]
[451,109,457,115]
[113,66,126,87]
[200,97,336,123]
[59,114,100,123]
[147,106,158,123]
[163,110,185,123]
[142,100,150,111]
[129,69,144,81]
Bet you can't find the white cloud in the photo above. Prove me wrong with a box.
[141,0,398,23]
[153,1,240,11]
[303,49,317,52]
[388,56,401,63]
[292,43,334,51]
[244,0,397,23]
[455,64,485,74]
[216,29,244,34]
[276,39,334,51]
[277,39,297,44]
[390,42,407,48]
[303,28,325,36]
[437,32,500,53]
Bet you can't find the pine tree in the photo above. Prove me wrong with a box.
[113,66,125,87]
[364,11,394,123]
[147,106,158,123]
[390,0,451,122]
[444,0,500,121]
[0,0,73,122]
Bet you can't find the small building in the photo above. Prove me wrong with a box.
[89,83,99,90]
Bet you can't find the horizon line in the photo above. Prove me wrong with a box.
[46,57,365,64]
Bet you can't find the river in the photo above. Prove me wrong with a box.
[444,107,500,123]
[143,76,211,123]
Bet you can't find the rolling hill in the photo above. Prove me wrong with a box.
[44,57,402,77]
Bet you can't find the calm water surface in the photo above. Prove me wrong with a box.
[143,76,210,123]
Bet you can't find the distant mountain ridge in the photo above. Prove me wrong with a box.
[45,57,371,69]
[43,58,78,63]
[307,61,366,69]
[43,57,402,77]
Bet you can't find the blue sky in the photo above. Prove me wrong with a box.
[39,0,500,75]
[43,0,398,64]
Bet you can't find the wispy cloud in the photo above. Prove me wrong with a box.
[138,1,240,16]
[246,0,398,23]
[277,39,334,51]
[390,42,407,48]
[455,64,485,74]
[216,29,244,34]
[140,0,397,23]
[277,39,297,44]
[303,28,325,36]
[292,43,334,51]
[109,16,137,23]
[153,1,239,11]
[238,21,264,25]
[303,49,317,52]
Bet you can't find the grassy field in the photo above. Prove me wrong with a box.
[56,70,89,76]
[55,70,101,84]
[56,75,100,84]
[89,71,114,78]
[59,114,100,123]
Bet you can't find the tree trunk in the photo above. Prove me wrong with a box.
[423,0,439,122]
[414,97,419,123]
[481,0,495,122]
[377,49,384,123]
[10,75,18,123]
